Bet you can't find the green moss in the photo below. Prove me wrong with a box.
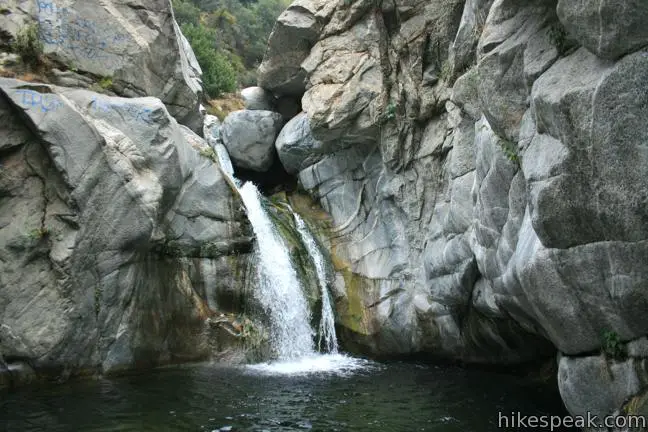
[624,392,648,416]
[15,23,43,65]
[27,226,49,240]
[602,330,626,360]
[99,76,113,90]
[337,269,373,335]
[199,146,218,163]
[498,138,520,165]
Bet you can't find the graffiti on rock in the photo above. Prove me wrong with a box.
[14,90,63,113]
[37,1,130,67]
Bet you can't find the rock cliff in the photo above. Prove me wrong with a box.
[0,0,204,131]
[0,1,262,388]
[2,0,648,425]
[259,0,648,423]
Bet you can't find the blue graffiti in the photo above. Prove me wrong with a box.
[37,0,129,63]
[37,1,56,14]
[15,90,63,113]
[90,97,154,123]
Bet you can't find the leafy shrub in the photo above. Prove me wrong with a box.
[172,0,289,94]
[181,23,237,97]
[602,330,626,360]
[549,23,569,55]
[172,0,201,26]
[99,76,113,90]
[498,139,520,165]
[15,23,43,65]
[377,101,397,125]
[27,226,49,240]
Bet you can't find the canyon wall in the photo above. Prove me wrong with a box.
[0,0,260,388]
[259,0,648,423]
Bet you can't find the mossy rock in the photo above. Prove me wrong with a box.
[263,194,322,320]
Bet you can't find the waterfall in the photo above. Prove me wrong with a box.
[238,183,315,359]
[214,145,350,369]
[293,215,338,353]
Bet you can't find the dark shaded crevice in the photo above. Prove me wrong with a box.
[233,156,298,196]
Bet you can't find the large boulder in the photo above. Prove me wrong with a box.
[300,8,382,146]
[257,0,334,96]
[275,112,327,174]
[221,110,284,172]
[558,354,648,421]
[557,0,648,60]
[0,0,204,131]
[257,0,648,423]
[240,87,274,111]
[0,78,252,382]
[530,48,648,248]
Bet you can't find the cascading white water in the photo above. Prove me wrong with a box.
[238,182,315,359]
[293,214,338,354]
[215,146,364,375]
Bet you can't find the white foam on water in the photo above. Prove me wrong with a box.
[245,354,375,376]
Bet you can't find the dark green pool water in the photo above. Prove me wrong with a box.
[0,356,570,432]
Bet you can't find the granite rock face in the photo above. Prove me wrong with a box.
[0,0,204,132]
[258,0,648,422]
[0,78,254,385]
[257,0,335,95]
[557,0,648,60]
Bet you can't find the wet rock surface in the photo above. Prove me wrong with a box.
[254,0,648,422]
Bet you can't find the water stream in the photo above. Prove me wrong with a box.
[238,182,315,360]
[293,214,338,354]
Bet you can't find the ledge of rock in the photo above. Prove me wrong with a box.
[0,0,204,132]
[0,78,252,383]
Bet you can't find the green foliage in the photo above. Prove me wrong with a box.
[199,146,218,162]
[172,0,201,25]
[385,102,396,120]
[15,23,43,65]
[378,101,397,124]
[549,23,569,56]
[181,23,237,97]
[602,330,626,360]
[99,76,113,90]
[27,226,49,240]
[172,0,289,95]
[498,139,520,165]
